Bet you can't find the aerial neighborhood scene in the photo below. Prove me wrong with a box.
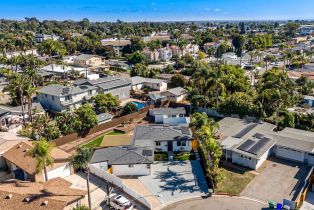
[1,0,314,210]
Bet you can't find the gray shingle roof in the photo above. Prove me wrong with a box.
[37,84,96,97]
[74,54,98,61]
[132,125,192,148]
[90,147,152,165]
[73,76,131,90]
[165,87,186,96]
[151,107,186,116]
[97,113,113,123]
[131,76,166,85]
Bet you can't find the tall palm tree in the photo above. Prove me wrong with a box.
[24,77,37,122]
[71,147,92,210]
[27,138,55,182]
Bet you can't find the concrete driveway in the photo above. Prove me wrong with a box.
[240,159,312,203]
[139,161,208,204]
[161,195,268,210]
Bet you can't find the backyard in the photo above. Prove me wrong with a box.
[82,130,125,149]
[215,166,256,195]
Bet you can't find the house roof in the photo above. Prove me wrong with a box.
[90,147,152,165]
[132,125,192,148]
[0,178,86,210]
[131,76,166,85]
[37,84,96,97]
[101,39,131,47]
[74,54,98,61]
[163,87,186,96]
[151,107,186,116]
[0,103,44,115]
[233,137,275,159]
[2,141,71,175]
[97,113,113,123]
[74,76,131,90]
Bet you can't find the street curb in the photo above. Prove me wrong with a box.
[154,194,268,210]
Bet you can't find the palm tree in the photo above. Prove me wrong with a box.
[71,147,92,210]
[24,78,37,122]
[27,138,55,182]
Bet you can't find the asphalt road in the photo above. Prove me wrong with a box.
[161,195,269,210]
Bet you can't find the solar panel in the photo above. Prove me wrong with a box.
[142,150,153,156]
[233,123,258,138]
[237,140,255,152]
[253,133,264,139]
[247,138,272,156]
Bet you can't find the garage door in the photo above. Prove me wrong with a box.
[47,164,71,180]
[276,146,305,162]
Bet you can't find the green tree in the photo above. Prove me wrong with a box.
[170,74,187,88]
[92,93,120,113]
[27,138,55,182]
[71,147,92,210]
[122,103,138,115]
[75,103,98,130]
[128,51,147,65]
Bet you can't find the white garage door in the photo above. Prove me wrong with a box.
[276,146,305,162]
[47,164,71,180]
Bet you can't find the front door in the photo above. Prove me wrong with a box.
[167,141,173,151]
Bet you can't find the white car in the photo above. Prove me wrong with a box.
[109,192,133,210]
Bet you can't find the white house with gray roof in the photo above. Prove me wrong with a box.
[90,147,152,176]
[74,76,131,101]
[37,84,97,112]
[149,107,189,125]
[132,125,193,153]
[219,117,314,169]
[161,87,187,102]
[131,76,167,91]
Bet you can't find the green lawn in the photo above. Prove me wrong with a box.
[106,130,125,135]
[154,152,168,161]
[82,130,126,149]
[82,135,104,149]
[215,167,255,195]
[173,151,196,161]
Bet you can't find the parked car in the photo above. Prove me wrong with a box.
[109,192,133,210]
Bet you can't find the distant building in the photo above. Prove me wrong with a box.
[34,34,60,43]
[300,25,314,35]
[74,76,131,101]
[101,38,131,56]
[149,107,189,125]
[303,95,314,108]
[37,84,97,112]
[143,48,160,62]
[161,87,187,102]
[158,46,173,61]
[131,76,167,91]
[73,54,103,67]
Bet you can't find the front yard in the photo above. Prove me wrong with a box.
[154,151,196,161]
[215,166,255,195]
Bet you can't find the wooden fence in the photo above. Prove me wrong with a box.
[53,105,153,147]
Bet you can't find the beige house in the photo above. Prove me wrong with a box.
[161,87,187,103]
[73,54,103,67]
[3,141,73,182]
[0,178,87,210]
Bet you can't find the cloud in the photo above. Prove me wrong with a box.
[214,8,220,12]
[205,8,211,11]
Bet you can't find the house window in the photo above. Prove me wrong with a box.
[147,164,151,169]
[128,164,134,168]
[88,90,92,96]
[45,94,47,98]
[179,114,184,117]
[172,115,176,118]
[155,141,161,146]
[177,141,186,147]
[52,96,54,100]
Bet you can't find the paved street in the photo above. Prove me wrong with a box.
[161,195,268,210]
[139,161,208,204]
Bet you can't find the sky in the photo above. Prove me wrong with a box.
[1,0,314,22]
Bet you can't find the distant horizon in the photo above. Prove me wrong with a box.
[1,0,314,22]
